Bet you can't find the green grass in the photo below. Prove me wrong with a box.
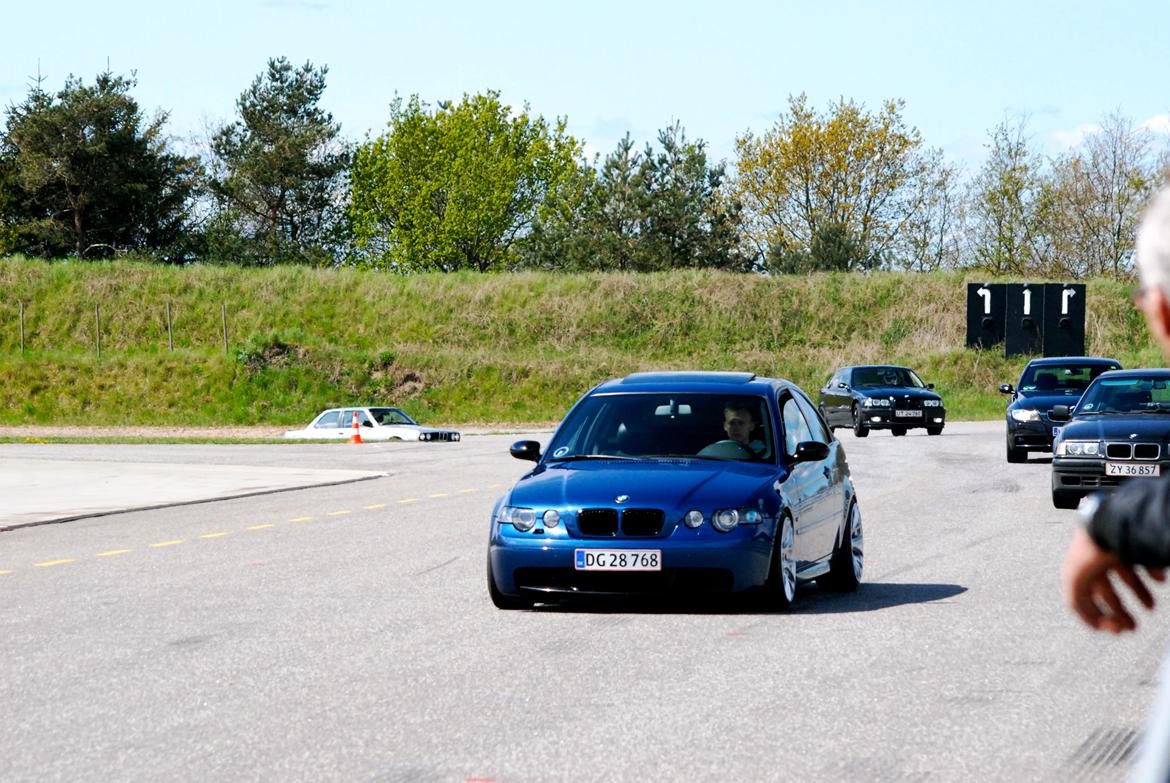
[0,258,1154,426]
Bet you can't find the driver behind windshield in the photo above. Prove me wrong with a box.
[723,401,765,456]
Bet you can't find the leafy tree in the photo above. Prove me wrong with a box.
[349,91,584,271]
[1041,112,1161,278]
[207,57,350,266]
[965,116,1048,275]
[526,124,749,271]
[0,72,199,259]
[734,94,935,271]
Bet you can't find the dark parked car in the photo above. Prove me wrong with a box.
[487,371,863,609]
[1050,368,1170,509]
[817,365,945,437]
[1000,357,1121,463]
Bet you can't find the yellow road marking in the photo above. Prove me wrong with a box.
[327,510,351,517]
[35,559,76,567]
[398,498,419,504]
[0,569,13,575]
[200,532,230,539]
[247,524,275,530]
[363,503,387,510]
[289,516,314,522]
[429,492,449,498]
[96,549,131,557]
[458,488,477,494]
[150,540,184,548]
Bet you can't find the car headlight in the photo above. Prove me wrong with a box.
[497,506,536,531]
[863,398,891,408]
[1010,409,1040,422]
[923,399,942,408]
[710,508,764,533]
[542,509,560,528]
[1058,440,1101,457]
[684,509,704,529]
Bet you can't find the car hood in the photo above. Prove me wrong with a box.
[1009,393,1083,411]
[508,460,778,511]
[854,387,941,401]
[1059,415,1170,441]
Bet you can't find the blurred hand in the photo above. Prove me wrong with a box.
[1063,527,1164,633]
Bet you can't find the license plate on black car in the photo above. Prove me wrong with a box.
[894,410,922,418]
[1105,463,1160,477]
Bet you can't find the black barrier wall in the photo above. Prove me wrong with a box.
[965,283,1006,349]
[1042,283,1086,357]
[966,282,1085,357]
[1005,283,1044,357]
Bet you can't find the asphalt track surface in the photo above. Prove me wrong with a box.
[1,422,1167,782]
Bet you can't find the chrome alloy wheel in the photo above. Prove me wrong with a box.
[780,515,796,602]
[848,502,864,581]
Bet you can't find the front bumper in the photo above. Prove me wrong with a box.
[859,408,946,430]
[1052,457,1170,496]
[488,524,775,599]
[1007,417,1056,451]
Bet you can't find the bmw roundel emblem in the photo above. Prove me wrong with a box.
[615,494,630,504]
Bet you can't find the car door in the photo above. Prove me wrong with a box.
[779,394,836,563]
[311,409,344,439]
[794,390,846,548]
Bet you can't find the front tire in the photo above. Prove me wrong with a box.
[487,557,532,610]
[1007,442,1027,463]
[852,405,869,438]
[821,501,863,592]
[765,514,797,610]
[891,426,907,437]
[927,427,943,436]
[1052,490,1081,510]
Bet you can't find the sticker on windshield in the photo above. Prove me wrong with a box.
[1082,403,1094,410]
[553,446,570,457]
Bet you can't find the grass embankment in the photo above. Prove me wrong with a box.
[0,258,1157,427]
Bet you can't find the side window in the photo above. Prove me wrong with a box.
[314,411,341,429]
[342,409,371,426]
[793,391,830,443]
[781,397,814,456]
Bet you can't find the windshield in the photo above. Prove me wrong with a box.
[851,367,924,389]
[368,407,417,425]
[1019,363,1119,396]
[1077,377,1170,414]
[544,393,775,463]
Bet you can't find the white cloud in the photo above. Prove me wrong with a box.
[1140,114,1170,135]
[1048,123,1101,150]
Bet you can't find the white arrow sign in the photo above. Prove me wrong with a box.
[1023,287,1032,316]
[977,286,991,315]
[1062,288,1077,315]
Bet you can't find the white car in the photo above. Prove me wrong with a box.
[283,407,461,442]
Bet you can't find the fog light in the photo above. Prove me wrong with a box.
[712,509,739,532]
[933,417,943,423]
[684,509,704,528]
[871,416,881,423]
[543,509,560,528]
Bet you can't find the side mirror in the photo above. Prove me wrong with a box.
[999,384,1014,395]
[926,383,935,390]
[362,421,374,427]
[510,440,542,462]
[837,381,849,390]
[791,441,830,463]
[1049,405,1071,422]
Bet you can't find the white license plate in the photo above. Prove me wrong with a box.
[1105,462,1161,477]
[574,549,661,571]
[894,409,923,418]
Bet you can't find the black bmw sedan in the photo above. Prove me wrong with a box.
[818,365,945,437]
[1050,368,1170,509]
[1000,356,1121,463]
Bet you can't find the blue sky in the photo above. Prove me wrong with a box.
[3,0,1168,170]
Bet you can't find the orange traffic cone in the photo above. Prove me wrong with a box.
[349,410,364,444]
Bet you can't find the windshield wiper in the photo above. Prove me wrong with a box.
[548,454,640,462]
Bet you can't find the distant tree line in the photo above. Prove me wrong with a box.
[1,58,1167,277]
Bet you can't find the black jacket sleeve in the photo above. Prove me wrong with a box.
[1088,474,1170,566]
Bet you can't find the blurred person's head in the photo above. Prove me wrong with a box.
[723,402,756,444]
[1135,184,1170,358]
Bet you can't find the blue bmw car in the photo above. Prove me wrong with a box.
[487,371,863,609]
